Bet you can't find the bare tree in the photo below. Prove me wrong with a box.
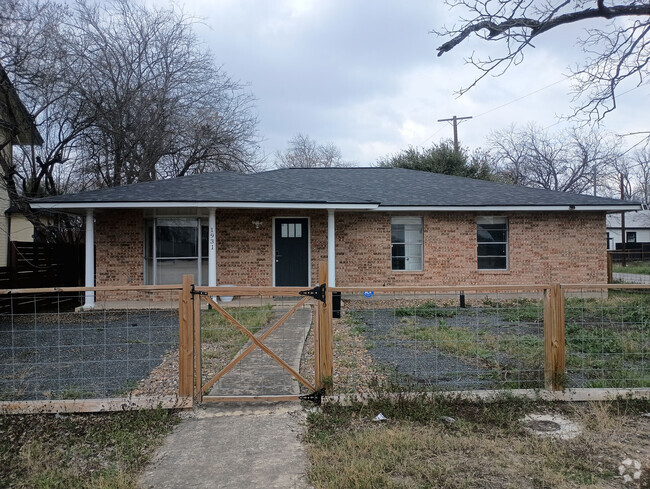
[1,0,261,200]
[632,145,650,205]
[67,0,260,187]
[436,1,650,121]
[274,134,344,168]
[489,124,621,193]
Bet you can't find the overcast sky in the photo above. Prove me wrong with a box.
[183,0,649,167]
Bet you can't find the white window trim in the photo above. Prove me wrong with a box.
[391,216,424,272]
[477,216,509,271]
[145,217,208,285]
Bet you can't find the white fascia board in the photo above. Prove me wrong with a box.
[30,202,642,212]
[377,205,643,212]
[30,201,380,210]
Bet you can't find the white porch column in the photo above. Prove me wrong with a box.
[84,209,95,309]
[208,208,217,287]
[327,209,336,287]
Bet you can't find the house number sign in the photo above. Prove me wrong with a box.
[210,226,216,251]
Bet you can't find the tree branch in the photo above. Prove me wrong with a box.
[438,3,650,56]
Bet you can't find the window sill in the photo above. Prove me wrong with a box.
[477,269,511,274]
[391,270,425,274]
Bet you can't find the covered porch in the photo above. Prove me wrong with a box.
[80,206,349,309]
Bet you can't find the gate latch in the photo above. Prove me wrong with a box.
[299,388,326,405]
[190,284,207,296]
[299,284,326,303]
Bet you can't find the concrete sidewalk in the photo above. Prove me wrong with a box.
[139,403,311,489]
[139,307,314,489]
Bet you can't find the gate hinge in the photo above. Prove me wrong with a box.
[299,388,326,405]
[190,284,207,296]
[299,283,326,303]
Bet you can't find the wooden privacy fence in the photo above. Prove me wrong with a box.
[0,241,84,313]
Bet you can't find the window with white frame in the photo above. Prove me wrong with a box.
[626,231,637,243]
[144,218,209,285]
[477,217,508,270]
[391,217,423,271]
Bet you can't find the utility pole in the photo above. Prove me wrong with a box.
[620,172,627,267]
[592,165,597,196]
[438,115,472,152]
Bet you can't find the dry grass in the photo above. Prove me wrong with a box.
[306,396,650,488]
[0,409,180,489]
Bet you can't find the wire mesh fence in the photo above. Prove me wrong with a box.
[331,285,650,395]
[0,288,181,403]
[612,270,650,285]
[196,291,316,400]
[564,286,650,389]
[332,288,547,395]
[5,280,646,408]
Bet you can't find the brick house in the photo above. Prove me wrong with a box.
[31,168,640,308]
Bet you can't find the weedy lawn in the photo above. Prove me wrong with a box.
[0,408,180,489]
[613,263,650,275]
[306,395,650,488]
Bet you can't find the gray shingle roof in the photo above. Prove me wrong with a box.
[32,167,639,210]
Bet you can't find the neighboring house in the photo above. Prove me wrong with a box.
[0,65,42,266]
[31,168,640,308]
[606,210,650,250]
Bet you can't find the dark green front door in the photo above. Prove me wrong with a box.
[274,218,309,286]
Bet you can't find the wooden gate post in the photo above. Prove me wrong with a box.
[178,274,194,400]
[318,262,333,391]
[193,281,203,403]
[543,283,566,391]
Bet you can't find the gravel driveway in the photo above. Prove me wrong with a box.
[354,308,545,390]
[0,309,178,400]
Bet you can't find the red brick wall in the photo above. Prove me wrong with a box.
[93,209,606,287]
[95,209,145,286]
[215,209,327,286]
[335,211,606,285]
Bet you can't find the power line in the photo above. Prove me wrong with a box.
[474,76,570,119]
[417,77,569,147]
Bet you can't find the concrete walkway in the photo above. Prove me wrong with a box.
[209,308,312,397]
[139,307,314,489]
[613,272,650,284]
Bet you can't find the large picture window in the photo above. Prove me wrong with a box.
[144,218,208,285]
[391,217,423,271]
[477,217,508,270]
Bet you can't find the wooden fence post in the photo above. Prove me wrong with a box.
[544,283,566,391]
[193,282,203,403]
[607,252,613,284]
[178,274,194,401]
[318,262,333,392]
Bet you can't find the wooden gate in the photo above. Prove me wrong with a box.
[178,264,333,404]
